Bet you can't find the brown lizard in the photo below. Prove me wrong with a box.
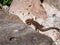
[25,19,60,32]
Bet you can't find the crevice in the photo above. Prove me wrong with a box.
[9,37,15,41]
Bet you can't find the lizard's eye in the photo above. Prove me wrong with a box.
[25,20,31,25]
[25,19,31,25]
[26,21,31,25]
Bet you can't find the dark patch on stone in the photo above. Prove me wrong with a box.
[28,5,32,7]
[9,37,15,41]
[28,12,30,15]
[35,17,37,20]
[53,14,56,17]
[22,13,24,15]
[40,0,44,3]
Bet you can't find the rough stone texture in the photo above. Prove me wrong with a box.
[9,0,48,23]
[43,0,60,10]
[0,9,54,45]
[0,26,53,45]
[0,9,24,24]
[9,0,60,45]
[40,3,60,45]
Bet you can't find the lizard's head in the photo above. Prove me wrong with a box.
[25,19,33,25]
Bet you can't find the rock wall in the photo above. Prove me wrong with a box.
[43,0,60,10]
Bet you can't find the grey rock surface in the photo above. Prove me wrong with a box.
[43,0,60,10]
